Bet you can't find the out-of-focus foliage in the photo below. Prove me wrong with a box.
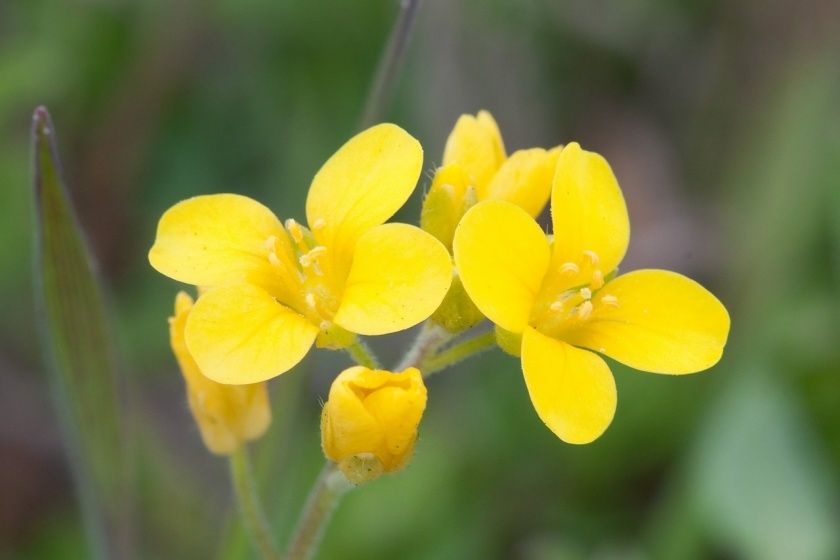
[31,107,128,559]
[1,1,838,559]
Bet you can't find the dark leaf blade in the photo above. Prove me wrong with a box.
[32,106,128,559]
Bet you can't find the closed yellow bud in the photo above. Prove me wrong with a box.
[169,292,271,455]
[320,366,427,484]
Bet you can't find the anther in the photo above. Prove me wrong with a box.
[299,246,327,271]
[579,287,592,300]
[601,295,619,307]
[577,300,593,319]
[550,301,564,312]
[264,235,277,250]
[583,250,599,265]
[311,218,326,230]
[285,219,305,244]
[559,262,580,276]
[268,252,281,267]
[305,293,317,308]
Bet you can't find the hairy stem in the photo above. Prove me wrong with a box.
[346,338,381,369]
[286,463,353,560]
[229,447,280,560]
[394,321,454,371]
[420,330,496,377]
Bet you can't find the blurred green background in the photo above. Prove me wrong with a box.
[2,0,839,558]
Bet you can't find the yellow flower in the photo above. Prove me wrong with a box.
[169,291,271,455]
[149,124,453,384]
[422,110,561,250]
[321,366,427,484]
[453,142,730,444]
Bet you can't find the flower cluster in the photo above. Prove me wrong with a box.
[150,111,729,473]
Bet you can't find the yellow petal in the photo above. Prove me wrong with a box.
[185,284,318,384]
[333,224,452,335]
[442,110,506,191]
[551,142,629,275]
[521,327,616,444]
[169,292,271,455]
[453,200,550,333]
[306,123,423,278]
[566,269,730,374]
[481,147,560,216]
[149,194,287,292]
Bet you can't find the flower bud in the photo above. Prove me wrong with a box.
[169,291,271,455]
[420,164,476,251]
[495,325,522,357]
[320,366,427,484]
[430,275,485,333]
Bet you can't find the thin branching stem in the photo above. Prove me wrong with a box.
[346,337,381,368]
[286,463,353,560]
[358,0,422,129]
[229,447,281,560]
[394,321,455,371]
[420,330,496,377]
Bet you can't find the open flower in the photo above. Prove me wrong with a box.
[169,291,271,454]
[453,142,730,444]
[150,124,452,384]
[321,366,427,484]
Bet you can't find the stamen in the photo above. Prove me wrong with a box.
[579,287,592,300]
[268,252,281,267]
[264,235,277,250]
[311,218,326,230]
[285,219,305,244]
[559,262,580,276]
[583,250,599,266]
[591,269,604,290]
[550,301,563,312]
[577,300,593,319]
[601,295,619,307]
[305,293,317,308]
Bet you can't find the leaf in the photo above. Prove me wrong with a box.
[31,106,128,559]
[688,369,839,560]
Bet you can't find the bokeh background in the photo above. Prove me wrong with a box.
[2,1,839,558]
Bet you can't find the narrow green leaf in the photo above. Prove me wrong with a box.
[31,106,128,559]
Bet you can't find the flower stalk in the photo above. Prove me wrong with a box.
[345,338,381,369]
[229,447,281,560]
[358,0,422,129]
[420,329,496,377]
[286,462,353,560]
[394,321,454,371]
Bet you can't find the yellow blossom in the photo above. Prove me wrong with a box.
[321,366,427,484]
[149,124,453,384]
[453,142,730,444]
[169,291,271,455]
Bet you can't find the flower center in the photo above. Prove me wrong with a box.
[530,250,619,337]
[263,218,341,326]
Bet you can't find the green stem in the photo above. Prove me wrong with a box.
[346,338,381,368]
[358,0,422,129]
[420,330,496,377]
[394,321,454,371]
[229,447,281,560]
[286,463,353,560]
